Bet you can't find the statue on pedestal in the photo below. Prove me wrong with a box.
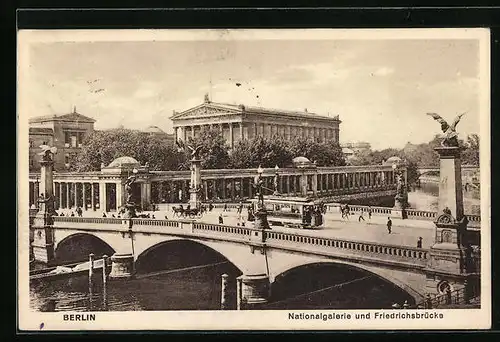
[426,112,467,147]
[253,173,264,209]
[124,175,137,205]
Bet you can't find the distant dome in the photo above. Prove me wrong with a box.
[386,156,402,163]
[293,156,311,164]
[144,125,165,133]
[383,156,404,166]
[107,156,140,168]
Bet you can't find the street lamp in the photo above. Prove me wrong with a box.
[257,165,264,175]
[274,165,280,195]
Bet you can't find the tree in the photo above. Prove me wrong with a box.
[230,135,293,168]
[462,134,480,166]
[70,129,183,172]
[182,128,230,169]
[287,137,346,167]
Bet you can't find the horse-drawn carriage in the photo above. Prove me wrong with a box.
[172,204,205,219]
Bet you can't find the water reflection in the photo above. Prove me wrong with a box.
[409,182,480,215]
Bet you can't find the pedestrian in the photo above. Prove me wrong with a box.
[417,237,423,248]
[218,214,224,224]
[71,212,75,217]
[223,203,228,212]
[387,217,392,234]
[102,212,107,218]
[358,210,365,222]
[164,215,168,220]
[368,206,372,220]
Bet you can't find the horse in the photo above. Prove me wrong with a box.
[172,206,185,217]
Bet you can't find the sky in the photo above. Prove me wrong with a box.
[20,31,483,150]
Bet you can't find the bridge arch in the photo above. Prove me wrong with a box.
[270,259,425,303]
[134,237,248,275]
[54,232,116,264]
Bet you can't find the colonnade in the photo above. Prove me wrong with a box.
[150,169,396,204]
[29,168,397,211]
[175,122,340,148]
[28,180,152,213]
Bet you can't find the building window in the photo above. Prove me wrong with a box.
[29,140,33,148]
[65,154,70,164]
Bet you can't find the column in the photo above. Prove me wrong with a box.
[312,174,318,196]
[73,183,78,208]
[116,181,123,209]
[82,182,87,210]
[239,123,244,141]
[190,126,195,139]
[65,182,70,209]
[229,123,234,148]
[239,178,244,199]
[99,182,106,212]
[90,183,95,210]
[59,182,64,208]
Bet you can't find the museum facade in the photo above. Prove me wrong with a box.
[170,95,342,148]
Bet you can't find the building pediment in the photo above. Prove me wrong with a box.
[171,103,241,121]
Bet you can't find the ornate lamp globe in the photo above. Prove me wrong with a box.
[274,165,279,173]
[257,165,264,174]
[132,168,138,174]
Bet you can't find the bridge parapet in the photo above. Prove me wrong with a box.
[53,216,128,231]
[265,230,429,268]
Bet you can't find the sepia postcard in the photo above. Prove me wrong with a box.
[17,28,491,331]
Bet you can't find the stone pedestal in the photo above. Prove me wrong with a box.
[253,208,270,232]
[425,146,471,296]
[122,203,137,218]
[109,253,135,279]
[31,157,56,264]
[189,158,202,208]
[236,274,270,310]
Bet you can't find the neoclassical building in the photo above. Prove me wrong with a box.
[171,95,341,148]
[29,107,96,172]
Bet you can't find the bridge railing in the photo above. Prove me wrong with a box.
[265,230,429,266]
[52,216,129,231]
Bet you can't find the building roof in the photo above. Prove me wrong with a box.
[144,125,165,134]
[171,99,341,122]
[29,127,54,135]
[342,147,354,155]
[107,156,140,168]
[29,110,96,124]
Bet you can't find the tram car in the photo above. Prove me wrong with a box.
[250,196,324,229]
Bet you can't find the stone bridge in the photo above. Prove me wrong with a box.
[31,216,476,307]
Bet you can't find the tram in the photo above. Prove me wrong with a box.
[250,196,324,229]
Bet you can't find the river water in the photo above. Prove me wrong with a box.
[29,183,480,312]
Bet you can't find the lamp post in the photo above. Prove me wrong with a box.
[273,165,279,195]
[253,165,270,232]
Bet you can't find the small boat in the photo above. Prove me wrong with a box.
[30,259,108,281]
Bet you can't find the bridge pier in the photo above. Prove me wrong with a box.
[236,274,270,310]
[109,253,135,279]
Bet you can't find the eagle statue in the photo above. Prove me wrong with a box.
[38,145,58,161]
[426,112,467,147]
